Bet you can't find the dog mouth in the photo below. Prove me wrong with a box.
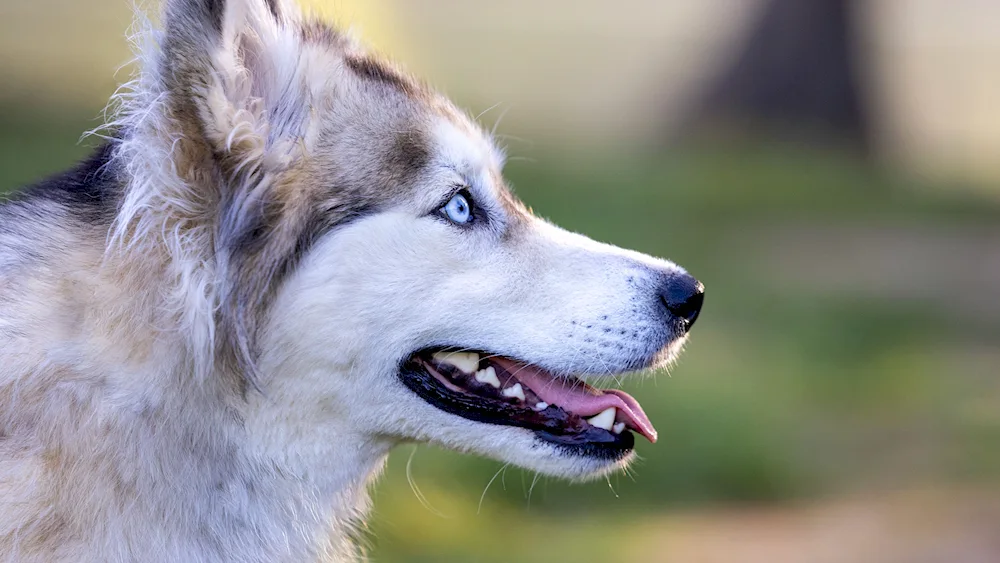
[399,348,657,454]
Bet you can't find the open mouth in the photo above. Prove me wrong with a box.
[399,348,657,457]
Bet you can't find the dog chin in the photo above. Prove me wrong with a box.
[431,418,638,482]
[540,443,637,482]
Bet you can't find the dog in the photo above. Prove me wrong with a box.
[0,0,704,560]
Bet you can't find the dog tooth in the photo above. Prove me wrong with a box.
[586,407,616,431]
[432,351,480,374]
[474,366,501,388]
[612,422,626,435]
[454,352,481,373]
[534,402,549,411]
[501,383,525,402]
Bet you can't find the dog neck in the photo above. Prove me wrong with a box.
[92,315,391,561]
[237,387,392,561]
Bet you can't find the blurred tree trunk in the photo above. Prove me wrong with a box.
[685,0,869,148]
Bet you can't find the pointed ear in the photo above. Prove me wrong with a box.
[160,0,309,168]
[155,0,326,388]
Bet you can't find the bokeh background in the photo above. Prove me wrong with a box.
[2,1,999,561]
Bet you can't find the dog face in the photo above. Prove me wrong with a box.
[134,0,703,480]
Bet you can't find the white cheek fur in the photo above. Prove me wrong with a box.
[260,210,684,481]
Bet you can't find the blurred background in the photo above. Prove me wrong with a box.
[2,0,999,561]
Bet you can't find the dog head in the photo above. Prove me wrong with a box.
[118,0,703,481]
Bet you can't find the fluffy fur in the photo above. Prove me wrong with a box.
[0,1,697,560]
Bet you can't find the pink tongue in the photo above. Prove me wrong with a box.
[491,358,658,443]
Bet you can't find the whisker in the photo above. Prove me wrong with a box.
[605,474,620,498]
[405,447,449,519]
[478,463,510,514]
[526,472,542,510]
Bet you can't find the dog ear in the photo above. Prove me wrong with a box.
[158,0,328,388]
[110,0,366,389]
[161,0,328,171]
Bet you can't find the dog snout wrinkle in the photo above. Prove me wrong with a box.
[660,273,704,331]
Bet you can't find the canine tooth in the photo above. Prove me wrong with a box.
[474,366,501,388]
[501,383,525,402]
[612,422,626,435]
[534,402,549,411]
[586,407,616,431]
[432,351,480,374]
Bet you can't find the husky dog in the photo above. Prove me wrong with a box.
[0,0,703,560]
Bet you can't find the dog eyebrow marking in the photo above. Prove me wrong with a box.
[344,55,420,98]
[386,130,431,185]
[298,19,347,46]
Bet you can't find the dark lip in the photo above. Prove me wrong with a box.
[397,350,635,460]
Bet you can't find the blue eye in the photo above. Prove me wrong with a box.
[442,192,473,224]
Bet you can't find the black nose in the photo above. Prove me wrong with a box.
[661,273,704,331]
